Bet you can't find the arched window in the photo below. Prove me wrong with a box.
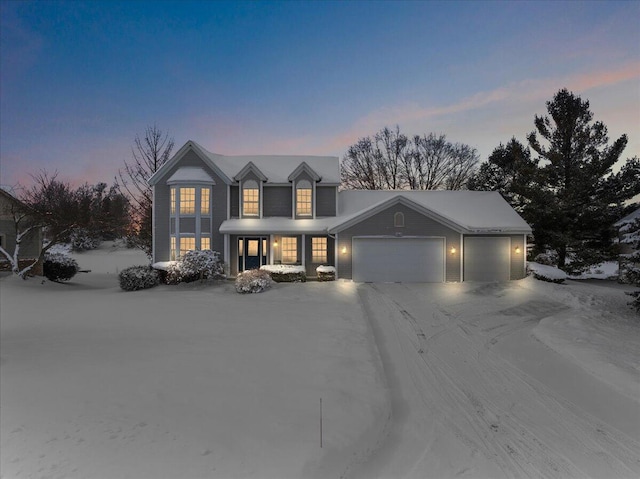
[394,212,405,227]
[296,179,312,216]
[243,180,259,216]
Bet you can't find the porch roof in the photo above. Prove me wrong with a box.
[219,218,332,235]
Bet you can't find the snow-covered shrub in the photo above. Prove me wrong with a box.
[235,269,273,294]
[43,251,79,282]
[119,265,160,291]
[533,251,559,266]
[316,265,336,281]
[164,250,225,284]
[260,264,306,283]
[70,228,101,251]
[527,262,567,284]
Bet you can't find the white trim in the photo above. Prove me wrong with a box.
[301,234,306,268]
[152,185,156,263]
[224,234,229,270]
[459,233,464,282]
[226,184,231,220]
[334,233,339,279]
[523,234,527,275]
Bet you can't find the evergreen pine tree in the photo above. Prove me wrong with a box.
[525,89,639,271]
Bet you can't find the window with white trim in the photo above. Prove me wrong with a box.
[180,187,196,215]
[281,236,297,264]
[311,237,327,263]
[180,236,196,253]
[201,188,210,215]
[201,236,211,250]
[296,180,312,216]
[242,180,259,216]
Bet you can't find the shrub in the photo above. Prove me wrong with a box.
[533,251,559,266]
[527,262,566,284]
[235,269,273,294]
[260,264,306,283]
[70,228,101,251]
[316,265,336,281]
[43,251,79,282]
[164,250,226,284]
[119,266,160,291]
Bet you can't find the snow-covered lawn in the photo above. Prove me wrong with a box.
[1,244,386,478]
[2,244,639,478]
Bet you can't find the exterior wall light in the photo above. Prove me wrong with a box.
[341,246,348,254]
[450,247,456,255]
[274,240,278,247]
[515,246,521,254]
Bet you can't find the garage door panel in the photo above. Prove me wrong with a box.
[464,237,510,281]
[352,237,444,283]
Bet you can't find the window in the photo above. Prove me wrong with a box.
[312,237,327,263]
[180,237,196,253]
[171,236,177,260]
[201,236,210,250]
[243,180,259,216]
[394,212,405,227]
[281,237,297,264]
[201,187,210,215]
[296,180,312,216]
[180,187,196,215]
[171,187,176,215]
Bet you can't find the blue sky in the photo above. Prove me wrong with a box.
[1,0,639,188]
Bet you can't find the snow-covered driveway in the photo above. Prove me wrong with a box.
[354,281,640,479]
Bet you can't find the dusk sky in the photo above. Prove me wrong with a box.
[1,0,639,190]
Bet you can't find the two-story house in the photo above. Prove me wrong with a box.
[149,140,532,282]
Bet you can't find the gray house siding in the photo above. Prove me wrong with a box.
[230,186,239,218]
[336,204,461,281]
[316,186,337,217]
[264,186,293,217]
[0,220,41,258]
[153,148,227,262]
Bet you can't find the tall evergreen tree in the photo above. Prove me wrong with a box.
[526,88,639,270]
[467,138,538,214]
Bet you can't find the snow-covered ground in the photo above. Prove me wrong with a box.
[1,243,639,478]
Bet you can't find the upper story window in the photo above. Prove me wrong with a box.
[243,180,259,216]
[394,212,405,227]
[296,180,312,216]
[180,187,196,215]
[170,186,211,217]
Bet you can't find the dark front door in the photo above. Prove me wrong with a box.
[239,237,268,271]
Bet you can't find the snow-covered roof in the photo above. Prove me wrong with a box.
[220,218,334,234]
[615,207,640,227]
[331,190,532,233]
[149,140,340,186]
[166,167,215,185]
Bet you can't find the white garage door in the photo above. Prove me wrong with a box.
[352,237,444,283]
[464,237,511,281]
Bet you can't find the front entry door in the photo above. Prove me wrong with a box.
[238,237,268,271]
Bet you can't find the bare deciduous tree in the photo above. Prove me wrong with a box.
[341,126,478,191]
[116,124,174,258]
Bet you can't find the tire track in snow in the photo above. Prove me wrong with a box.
[355,283,640,479]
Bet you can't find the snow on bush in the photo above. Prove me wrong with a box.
[164,250,225,284]
[533,251,559,266]
[316,265,336,281]
[235,269,273,294]
[70,228,102,251]
[43,251,79,282]
[527,262,567,284]
[260,264,306,282]
[618,218,640,312]
[119,265,160,291]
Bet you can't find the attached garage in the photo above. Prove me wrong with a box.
[352,237,445,283]
[464,237,511,281]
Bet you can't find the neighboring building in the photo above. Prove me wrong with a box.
[149,141,531,282]
[0,187,43,272]
[615,207,640,259]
